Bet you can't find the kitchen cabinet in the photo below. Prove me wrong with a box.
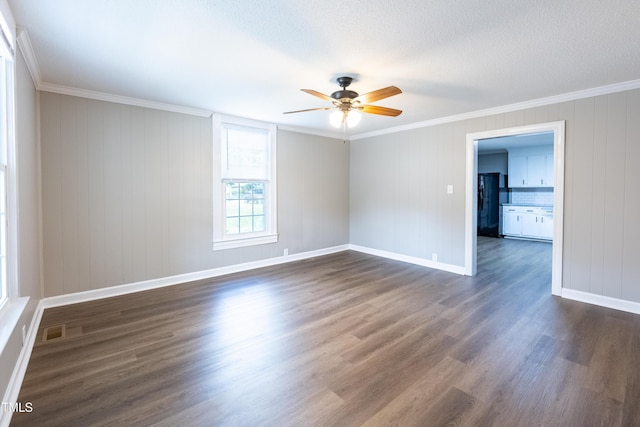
[521,209,540,236]
[507,146,554,188]
[526,155,546,187]
[508,156,527,188]
[503,210,522,235]
[502,205,553,241]
[539,209,553,239]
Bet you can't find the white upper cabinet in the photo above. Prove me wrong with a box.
[527,154,546,187]
[508,145,554,188]
[509,156,527,187]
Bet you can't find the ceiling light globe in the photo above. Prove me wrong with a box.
[329,110,343,128]
[347,111,361,128]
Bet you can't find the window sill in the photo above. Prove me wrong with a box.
[0,297,29,359]
[213,233,278,251]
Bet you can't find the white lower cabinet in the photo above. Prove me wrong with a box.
[503,210,522,236]
[539,209,554,239]
[521,210,539,236]
[502,206,553,241]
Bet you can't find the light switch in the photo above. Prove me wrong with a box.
[447,185,454,194]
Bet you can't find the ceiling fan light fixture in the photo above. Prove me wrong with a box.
[329,110,344,128]
[346,110,361,127]
[329,109,362,128]
[284,76,402,128]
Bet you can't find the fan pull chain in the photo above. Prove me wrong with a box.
[343,118,347,142]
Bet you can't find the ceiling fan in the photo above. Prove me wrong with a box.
[283,76,402,128]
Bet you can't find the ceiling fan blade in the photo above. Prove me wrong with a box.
[359,105,403,117]
[353,86,401,104]
[300,89,335,102]
[283,107,333,114]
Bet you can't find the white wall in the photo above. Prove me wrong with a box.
[350,89,640,304]
[39,93,350,296]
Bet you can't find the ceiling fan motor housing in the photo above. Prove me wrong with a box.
[331,89,359,101]
[331,76,358,100]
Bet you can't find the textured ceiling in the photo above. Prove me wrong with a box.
[9,0,640,137]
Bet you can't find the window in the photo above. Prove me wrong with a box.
[0,166,6,308]
[0,28,13,310]
[213,115,277,250]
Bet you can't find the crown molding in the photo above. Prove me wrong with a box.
[350,78,640,140]
[37,81,212,117]
[16,27,41,86]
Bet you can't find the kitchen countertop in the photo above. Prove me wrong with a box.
[501,203,554,208]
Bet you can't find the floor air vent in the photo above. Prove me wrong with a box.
[43,324,66,342]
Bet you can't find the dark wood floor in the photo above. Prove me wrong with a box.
[11,237,640,426]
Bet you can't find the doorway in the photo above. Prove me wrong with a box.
[464,121,565,295]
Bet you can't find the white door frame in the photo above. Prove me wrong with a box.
[464,121,565,296]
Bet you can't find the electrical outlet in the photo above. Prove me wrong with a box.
[283,248,289,256]
[432,253,438,262]
[447,185,454,194]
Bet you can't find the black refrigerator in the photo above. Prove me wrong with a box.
[477,173,502,237]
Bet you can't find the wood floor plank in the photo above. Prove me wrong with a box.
[584,314,631,402]
[360,356,468,427]
[621,320,640,426]
[10,237,640,426]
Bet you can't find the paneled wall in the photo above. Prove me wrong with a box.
[351,89,640,303]
[16,46,40,300]
[38,89,640,304]
[350,123,466,265]
[39,93,349,297]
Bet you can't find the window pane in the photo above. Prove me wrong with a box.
[239,200,253,216]
[226,182,239,198]
[226,217,239,234]
[239,182,253,199]
[239,216,253,233]
[226,199,240,218]
[253,215,265,232]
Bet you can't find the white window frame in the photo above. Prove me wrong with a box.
[0,165,7,311]
[212,114,277,250]
[0,16,17,315]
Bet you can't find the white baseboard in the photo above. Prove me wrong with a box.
[348,244,467,275]
[561,288,640,315]
[37,243,465,311]
[41,245,350,309]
